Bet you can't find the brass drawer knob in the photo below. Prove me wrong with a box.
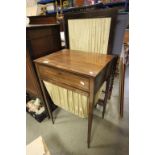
[80,81,85,86]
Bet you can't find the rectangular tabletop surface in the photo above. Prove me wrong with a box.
[34,49,114,77]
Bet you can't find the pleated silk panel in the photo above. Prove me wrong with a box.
[44,81,88,118]
[68,18,111,54]
[44,81,106,118]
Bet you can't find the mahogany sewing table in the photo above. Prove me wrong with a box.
[34,49,115,148]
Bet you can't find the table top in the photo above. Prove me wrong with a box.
[34,49,114,77]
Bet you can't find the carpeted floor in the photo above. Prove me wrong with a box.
[26,67,129,155]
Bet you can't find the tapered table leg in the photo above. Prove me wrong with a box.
[87,79,94,148]
[41,80,54,124]
[35,64,54,124]
[102,78,110,119]
[108,57,118,100]
[88,109,93,148]
[120,62,126,118]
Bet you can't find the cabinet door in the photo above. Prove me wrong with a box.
[27,26,61,59]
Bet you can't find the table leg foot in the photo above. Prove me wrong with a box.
[87,142,90,148]
[88,112,93,148]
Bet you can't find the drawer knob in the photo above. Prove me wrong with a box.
[43,60,49,63]
[89,71,93,75]
[80,81,85,86]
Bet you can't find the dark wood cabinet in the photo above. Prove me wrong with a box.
[26,48,42,99]
[28,15,57,25]
[26,24,61,111]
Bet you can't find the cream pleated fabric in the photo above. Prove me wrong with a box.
[44,81,106,118]
[44,18,111,118]
[68,18,111,54]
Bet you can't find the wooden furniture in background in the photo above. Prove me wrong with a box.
[119,29,129,117]
[34,49,117,147]
[26,48,43,99]
[28,15,57,25]
[26,24,61,114]
[27,2,127,32]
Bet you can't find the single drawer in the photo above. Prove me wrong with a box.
[38,64,89,92]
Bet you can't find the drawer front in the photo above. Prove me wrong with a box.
[38,65,89,92]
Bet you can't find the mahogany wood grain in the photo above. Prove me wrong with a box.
[28,15,57,25]
[27,24,61,59]
[26,24,62,117]
[35,64,54,123]
[26,48,42,99]
[37,64,89,92]
[34,49,114,77]
[87,78,95,148]
[34,49,115,147]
